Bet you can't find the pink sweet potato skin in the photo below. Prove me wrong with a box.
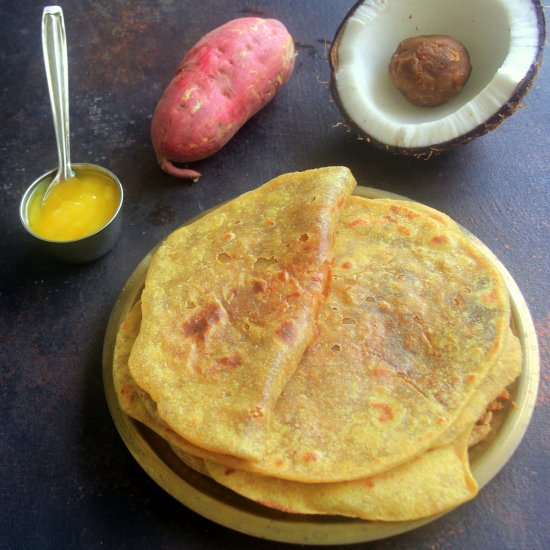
[151,17,296,180]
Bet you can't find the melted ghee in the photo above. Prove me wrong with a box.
[28,168,120,241]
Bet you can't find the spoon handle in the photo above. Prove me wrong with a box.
[42,6,74,182]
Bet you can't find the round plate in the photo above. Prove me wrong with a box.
[102,186,539,545]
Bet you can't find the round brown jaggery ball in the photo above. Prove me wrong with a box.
[389,35,472,107]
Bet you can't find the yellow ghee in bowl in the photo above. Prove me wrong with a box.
[28,167,121,241]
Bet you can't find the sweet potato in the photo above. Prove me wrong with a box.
[151,17,296,180]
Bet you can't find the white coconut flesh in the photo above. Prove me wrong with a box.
[333,0,543,150]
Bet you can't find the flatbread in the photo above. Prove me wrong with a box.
[217,196,511,481]
[196,429,478,522]
[117,191,515,484]
[116,308,479,522]
[434,322,521,447]
[113,301,253,470]
[128,167,356,460]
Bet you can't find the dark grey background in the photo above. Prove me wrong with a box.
[1,1,548,548]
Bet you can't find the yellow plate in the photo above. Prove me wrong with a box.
[102,186,539,545]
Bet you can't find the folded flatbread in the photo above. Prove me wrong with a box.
[128,167,356,459]
[113,302,516,521]
[115,185,518,482]
[113,170,521,520]
[235,196,511,481]
[176,430,478,522]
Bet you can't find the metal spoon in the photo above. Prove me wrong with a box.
[41,5,75,203]
[18,5,124,263]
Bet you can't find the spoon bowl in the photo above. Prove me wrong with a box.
[20,163,123,263]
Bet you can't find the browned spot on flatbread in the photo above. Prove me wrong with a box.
[370,365,391,378]
[454,293,466,308]
[398,225,411,235]
[252,279,268,293]
[276,321,297,345]
[483,288,499,304]
[218,354,242,370]
[430,213,447,224]
[287,278,302,298]
[347,217,367,227]
[431,235,448,245]
[303,452,317,463]
[390,204,419,220]
[372,402,394,422]
[182,303,224,344]
[277,270,289,282]
[250,405,264,418]
[322,262,333,299]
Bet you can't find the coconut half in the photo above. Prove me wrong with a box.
[330,0,546,158]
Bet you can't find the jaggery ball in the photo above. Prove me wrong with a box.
[389,35,472,107]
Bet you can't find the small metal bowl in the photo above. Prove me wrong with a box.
[19,163,123,264]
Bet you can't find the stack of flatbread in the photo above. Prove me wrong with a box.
[113,167,521,521]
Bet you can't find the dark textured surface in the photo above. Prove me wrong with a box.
[1,1,549,549]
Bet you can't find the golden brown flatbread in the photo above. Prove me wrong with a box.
[128,167,356,460]
[202,196,511,482]
[196,429,478,522]
[112,172,521,521]
[113,301,253,470]
[113,299,517,522]
[120,193,515,475]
